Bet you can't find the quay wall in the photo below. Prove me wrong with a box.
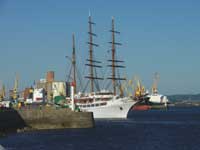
[0,107,94,133]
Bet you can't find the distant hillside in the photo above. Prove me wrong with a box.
[168,94,200,102]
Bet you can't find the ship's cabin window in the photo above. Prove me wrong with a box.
[100,102,107,106]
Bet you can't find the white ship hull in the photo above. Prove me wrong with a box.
[148,94,169,104]
[77,97,138,119]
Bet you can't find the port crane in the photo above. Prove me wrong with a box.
[121,76,134,97]
[132,76,146,97]
[0,84,6,101]
[152,72,159,94]
[12,74,19,100]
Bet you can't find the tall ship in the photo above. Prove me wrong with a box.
[66,15,140,119]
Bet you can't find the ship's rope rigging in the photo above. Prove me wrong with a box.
[66,59,85,93]
[94,67,100,91]
[82,80,89,93]
[102,49,111,90]
[66,65,72,83]
[85,53,102,92]
[66,16,127,95]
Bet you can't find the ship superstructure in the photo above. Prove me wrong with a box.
[148,73,169,105]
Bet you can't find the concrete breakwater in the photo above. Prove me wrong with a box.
[0,107,94,134]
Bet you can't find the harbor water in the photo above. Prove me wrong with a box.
[1,107,200,150]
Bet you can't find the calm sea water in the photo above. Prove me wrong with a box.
[1,107,200,150]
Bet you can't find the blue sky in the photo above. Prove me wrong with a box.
[0,0,200,95]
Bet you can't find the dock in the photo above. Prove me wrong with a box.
[0,106,94,134]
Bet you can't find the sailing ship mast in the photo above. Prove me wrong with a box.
[85,15,103,93]
[108,17,125,95]
[72,34,76,94]
[66,34,77,94]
